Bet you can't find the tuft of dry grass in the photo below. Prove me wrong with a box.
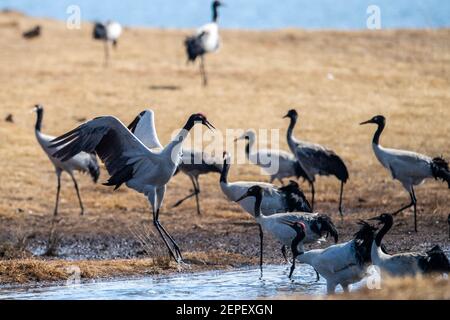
[337,276,450,300]
[0,250,253,285]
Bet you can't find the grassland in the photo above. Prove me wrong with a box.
[0,11,449,298]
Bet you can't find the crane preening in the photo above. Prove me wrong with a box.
[369,213,450,278]
[235,185,338,277]
[284,219,378,293]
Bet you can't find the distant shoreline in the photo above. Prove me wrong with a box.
[2,4,449,31]
[1,9,449,32]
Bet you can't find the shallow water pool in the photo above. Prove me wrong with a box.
[0,264,362,300]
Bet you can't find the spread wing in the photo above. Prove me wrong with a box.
[127,109,163,150]
[49,116,157,182]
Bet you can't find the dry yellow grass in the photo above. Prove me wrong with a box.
[339,276,450,300]
[0,11,449,288]
[0,250,254,284]
[276,276,450,300]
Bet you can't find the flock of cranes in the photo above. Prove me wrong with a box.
[21,0,449,294]
[32,103,450,293]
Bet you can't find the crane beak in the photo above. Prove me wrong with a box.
[282,114,289,119]
[203,119,215,131]
[359,119,374,125]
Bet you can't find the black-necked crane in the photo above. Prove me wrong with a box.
[49,111,215,262]
[220,152,312,216]
[283,109,349,216]
[369,213,450,278]
[126,110,223,216]
[235,185,338,276]
[33,105,99,216]
[185,0,223,86]
[284,219,377,293]
[93,21,122,66]
[235,129,309,185]
[172,149,223,215]
[360,115,450,232]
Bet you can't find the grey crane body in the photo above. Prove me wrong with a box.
[34,105,99,216]
[235,185,338,277]
[286,220,377,294]
[50,110,215,262]
[236,130,309,184]
[370,214,450,278]
[361,115,450,232]
[185,1,223,86]
[284,109,349,215]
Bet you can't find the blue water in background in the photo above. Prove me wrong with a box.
[1,0,449,29]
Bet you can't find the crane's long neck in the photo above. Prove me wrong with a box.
[291,230,306,257]
[253,193,263,219]
[220,157,230,184]
[372,122,385,145]
[212,4,219,22]
[374,218,392,247]
[286,116,297,146]
[245,137,255,158]
[162,119,196,160]
[35,108,43,132]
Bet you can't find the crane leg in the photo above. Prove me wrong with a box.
[391,188,417,231]
[281,245,288,263]
[70,174,84,216]
[200,56,208,86]
[411,187,418,232]
[153,209,183,262]
[172,176,201,215]
[104,41,109,67]
[338,181,345,218]
[258,224,264,279]
[310,181,315,211]
[193,176,201,215]
[172,192,196,207]
[288,255,297,279]
[53,170,62,216]
[288,238,300,279]
[315,269,320,282]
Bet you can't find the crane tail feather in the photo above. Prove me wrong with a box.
[431,157,450,188]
